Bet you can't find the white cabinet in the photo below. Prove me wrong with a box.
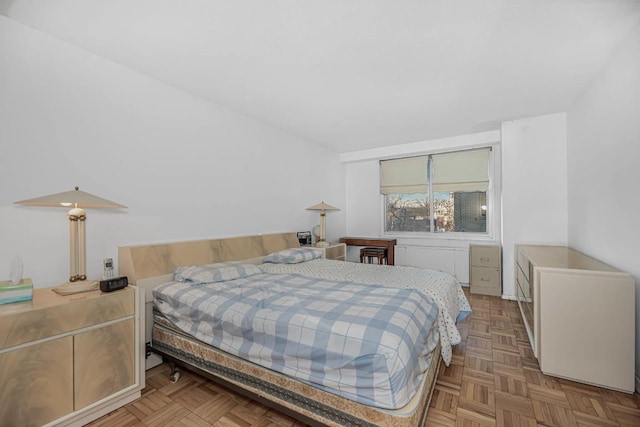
[0,286,144,426]
[515,244,635,393]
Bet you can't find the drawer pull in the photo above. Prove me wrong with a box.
[480,257,490,262]
[481,277,490,282]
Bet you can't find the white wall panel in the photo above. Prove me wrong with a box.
[395,245,470,284]
[501,113,568,299]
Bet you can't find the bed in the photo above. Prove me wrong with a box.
[118,233,469,427]
[259,249,470,366]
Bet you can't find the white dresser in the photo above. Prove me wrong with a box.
[515,244,635,393]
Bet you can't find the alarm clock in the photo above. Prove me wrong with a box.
[99,276,128,292]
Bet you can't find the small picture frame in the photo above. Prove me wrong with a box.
[297,231,312,246]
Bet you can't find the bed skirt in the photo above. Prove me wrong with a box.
[151,316,441,427]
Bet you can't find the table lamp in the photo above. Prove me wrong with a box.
[15,187,126,293]
[306,202,339,247]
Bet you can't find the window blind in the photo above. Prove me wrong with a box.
[431,148,490,192]
[379,156,428,194]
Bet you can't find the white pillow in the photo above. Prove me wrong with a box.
[174,262,262,284]
[263,247,322,264]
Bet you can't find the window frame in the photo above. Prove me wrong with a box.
[381,145,499,241]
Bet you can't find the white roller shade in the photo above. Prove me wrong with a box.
[380,156,428,194]
[432,148,490,192]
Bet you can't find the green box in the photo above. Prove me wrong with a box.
[0,278,33,305]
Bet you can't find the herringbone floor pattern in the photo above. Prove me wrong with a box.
[88,291,640,426]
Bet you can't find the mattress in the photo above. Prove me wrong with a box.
[153,271,439,409]
[152,313,441,427]
[259,258,471,365]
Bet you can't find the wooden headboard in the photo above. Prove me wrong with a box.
[118,232,300,284]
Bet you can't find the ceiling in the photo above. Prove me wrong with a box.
[2,0,640,153]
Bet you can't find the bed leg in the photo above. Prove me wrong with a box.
[168,361,181,383]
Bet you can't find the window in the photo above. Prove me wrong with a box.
[381,148,491,234]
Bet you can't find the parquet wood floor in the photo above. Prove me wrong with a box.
[87,291,640,426]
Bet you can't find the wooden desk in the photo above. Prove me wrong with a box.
[339,237,398,265]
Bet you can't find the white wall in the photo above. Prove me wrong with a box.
[501,113,568,298]
[0,17,345,288]
[566,24,640,391]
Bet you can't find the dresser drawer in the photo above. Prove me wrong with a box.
[470,245,500,268]
[521,296,534,333]
[518,251,532,282]
[517,248,526,274]
[470,266,501,296]
[516,266,530,300]
[0,287,135,350]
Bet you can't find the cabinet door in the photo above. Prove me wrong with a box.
[0,337,73,427]
[74,319,135,409]
[325,244,346,261]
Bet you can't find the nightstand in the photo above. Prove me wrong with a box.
[0,286,144,426]
[309,242,346,261]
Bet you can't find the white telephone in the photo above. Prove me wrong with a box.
[103,258,115,280]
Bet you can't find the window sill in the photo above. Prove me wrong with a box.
[384,232,498,248]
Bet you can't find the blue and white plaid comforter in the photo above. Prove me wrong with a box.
[153,273,439,409]
[260,258,471,366]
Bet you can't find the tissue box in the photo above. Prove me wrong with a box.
[0,278,33,305]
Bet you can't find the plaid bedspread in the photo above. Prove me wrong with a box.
[153,273,439,409]
[259,258,470,366]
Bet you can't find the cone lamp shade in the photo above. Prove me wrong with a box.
[306,202,339,247]
[15,187,126,284]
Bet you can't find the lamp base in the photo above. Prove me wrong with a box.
[315,241,330,248]
[51,280,99,296]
